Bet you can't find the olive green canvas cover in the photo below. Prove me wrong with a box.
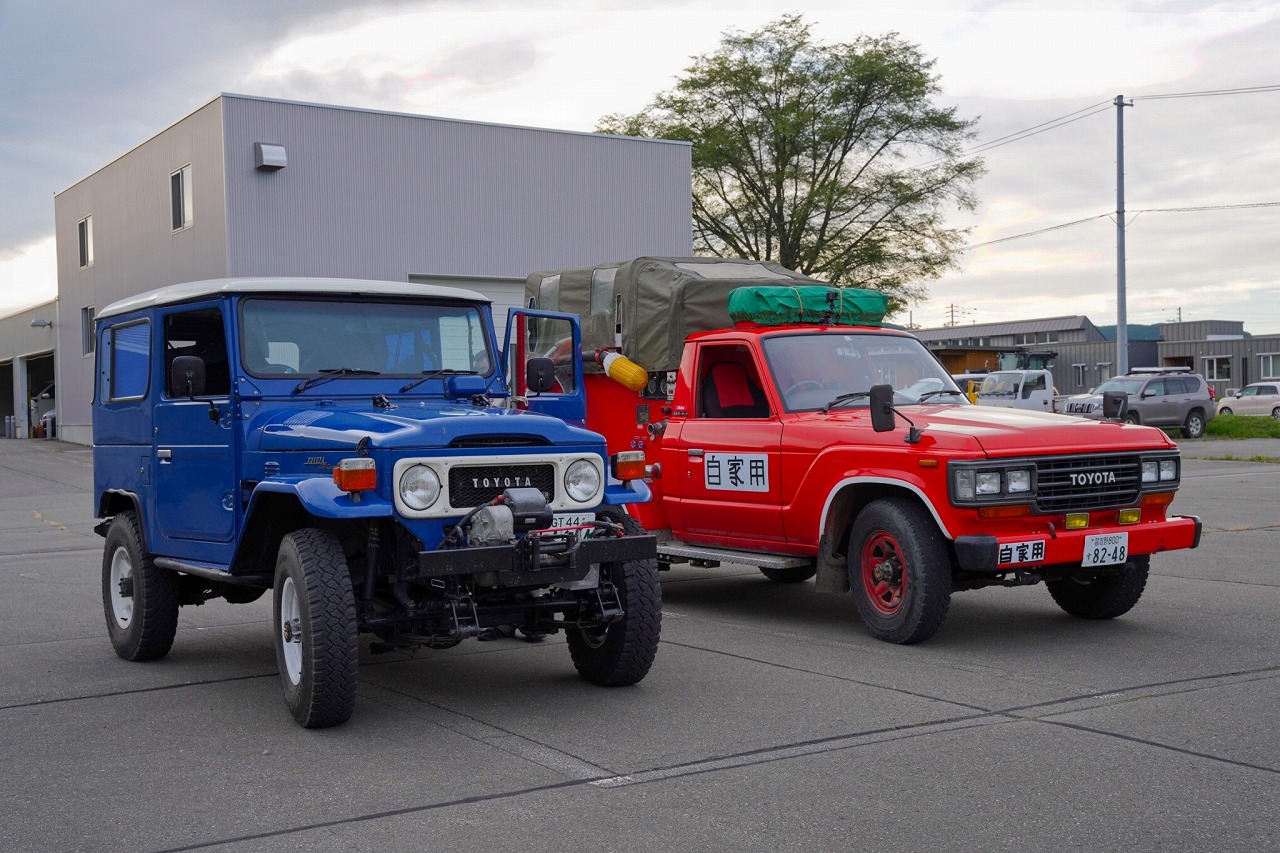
[524,257,830,371]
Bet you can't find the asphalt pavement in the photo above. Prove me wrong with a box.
[0,437,1276,852]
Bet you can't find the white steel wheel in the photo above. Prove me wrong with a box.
[108,547,135,629]
[278,575,303,686]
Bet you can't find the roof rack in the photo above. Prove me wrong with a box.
[1127,366,1192,374]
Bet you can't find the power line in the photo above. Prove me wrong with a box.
[963,104,1113,156]
[963,202,1280,250]
[1133,84,1280,101]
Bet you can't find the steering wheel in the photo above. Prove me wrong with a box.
[785,380,827,396]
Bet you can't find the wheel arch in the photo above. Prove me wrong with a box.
[814,478,953,594]
[231,490,315,577]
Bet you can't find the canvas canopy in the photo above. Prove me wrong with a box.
[525,256,855,372]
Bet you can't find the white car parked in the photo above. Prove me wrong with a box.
[1216,382,1280,418]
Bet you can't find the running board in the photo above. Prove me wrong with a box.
[153,557,272,587]
[656,542,812,570]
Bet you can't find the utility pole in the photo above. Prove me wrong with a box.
[1115,94,1133,375]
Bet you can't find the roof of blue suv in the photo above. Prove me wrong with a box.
[96,277,491,320]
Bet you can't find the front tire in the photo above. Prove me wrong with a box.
[1047,555,1149,619]
[273,529,358,728]
[568,514,661,686]
[759,565,817,583]
[1218,407,1233,416]
[1181,409,1206,438]
[848,498,951,644]
[102,511,179,661]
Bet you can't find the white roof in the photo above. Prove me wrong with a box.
[97,277,491,320]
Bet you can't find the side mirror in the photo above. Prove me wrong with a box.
[525,357,557,394]
[1102,391,1127,420]
[170,355,206,399]
[869,384,896,433]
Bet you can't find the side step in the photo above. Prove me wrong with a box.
[656,542,813,570]
[153,557,272,587]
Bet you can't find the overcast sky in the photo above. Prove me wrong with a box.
[3,0,1279,333]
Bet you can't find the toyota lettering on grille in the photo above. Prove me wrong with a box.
[471,475,533,489]
[1070,471,1117,486]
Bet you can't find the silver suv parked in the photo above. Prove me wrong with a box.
[1059,367,1214,438]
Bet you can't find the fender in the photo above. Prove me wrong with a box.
[818,475,955,541]
[250,477,394,519]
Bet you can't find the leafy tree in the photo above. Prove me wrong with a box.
[597,15,983,315]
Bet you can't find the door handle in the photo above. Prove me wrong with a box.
[687,448,704,458]
[157,449,172,461]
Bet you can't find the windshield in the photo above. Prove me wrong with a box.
[1093,377,1145,395]
[763,332,963,411]
[240,298,493,381]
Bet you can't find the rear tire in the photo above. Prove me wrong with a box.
[1123,412,1140,425]
[568,514,662,686]
[759,565,817,583]
[273,529,358,728]
[1046,555,1149,619]
[1181,409,1206,439]
[848,498,951,644]
[1271,407,1279,420]
[103,511,179,661]
[1218,407,1233,416]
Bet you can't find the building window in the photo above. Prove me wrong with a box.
[1072,364,1087,387]
[81,306,96,356]
[170,164,193,231]
[1097,363,1112,382]
[1260,353,1279,380]
[78,216,93,268]
[1203,356,1231,381]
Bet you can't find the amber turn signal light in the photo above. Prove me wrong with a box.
[611,451,647,481]
[333,458,377,492]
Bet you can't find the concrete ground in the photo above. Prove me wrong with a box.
[0,438,1276,852]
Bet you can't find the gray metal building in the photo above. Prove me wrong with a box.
[52,93,692,444]
[0,301,58,438]
[1155,320,1280,396]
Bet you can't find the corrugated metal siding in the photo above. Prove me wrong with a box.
[52,98,230,437]
[221,96,692,281]
[915,315,1097,343]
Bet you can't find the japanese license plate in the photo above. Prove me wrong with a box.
[552,512,595,528]
[997,540,1046,565]
[1081,532,1128,566]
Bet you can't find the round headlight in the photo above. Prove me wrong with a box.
[564,459,601,503]
[399,464,441,511]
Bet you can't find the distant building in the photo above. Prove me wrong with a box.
[0,301,58,438]
[51,93,693,444]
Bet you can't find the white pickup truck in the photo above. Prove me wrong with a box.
[973,369,1056,412]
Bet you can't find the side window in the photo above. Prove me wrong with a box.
[1166,378,1187,394]
[164,308,229,397]
[1144,379,1165,396]
[537,274,560,312]
[1022,374,1046,397]
[698,347,769,419]
[107,321,151,401]
[1183,376,1200,393]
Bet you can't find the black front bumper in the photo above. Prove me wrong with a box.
[417,532,657,587]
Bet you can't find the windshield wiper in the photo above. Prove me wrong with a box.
[916,389,965,403]
[399,368,475,394]
[293,368,381,394]
[822,390,870,412]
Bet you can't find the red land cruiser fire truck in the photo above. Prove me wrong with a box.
[512,257,1200,644]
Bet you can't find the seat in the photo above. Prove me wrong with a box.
[702,362,769,418]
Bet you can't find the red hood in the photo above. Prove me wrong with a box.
[793,405,1178,458]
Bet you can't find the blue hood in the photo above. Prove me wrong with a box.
[248,401,601,452]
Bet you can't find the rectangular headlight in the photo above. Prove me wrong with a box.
[954,469,975,501]
[1006,469,1032,493]
[1141,461,1159,483]
[976,472,1001,495]
[1159,459,1178,481]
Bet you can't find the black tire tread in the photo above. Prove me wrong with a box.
[275,528,359,728]
[848,497,951,645]
[568,514,662,686]
[103,511,179,662]
[1046,554,1149,619]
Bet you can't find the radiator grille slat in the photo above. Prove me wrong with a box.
[449,464,555,508]
[1035,454,1142,513]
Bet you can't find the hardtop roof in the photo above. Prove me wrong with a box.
[97,277,491,321]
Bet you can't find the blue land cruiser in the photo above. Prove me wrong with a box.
[92,277,660,727]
